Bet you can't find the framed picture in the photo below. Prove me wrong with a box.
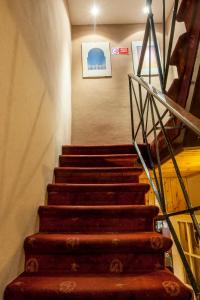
[82,42,112,78]
[132,41,160,76]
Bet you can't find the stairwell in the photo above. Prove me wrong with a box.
[4,144,192,300]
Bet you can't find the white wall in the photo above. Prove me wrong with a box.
[0,0,71,298]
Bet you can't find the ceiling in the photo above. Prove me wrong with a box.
[67,0,174,25]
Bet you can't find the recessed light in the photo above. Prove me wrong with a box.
[91,5,100,16]
[143,6,150,14]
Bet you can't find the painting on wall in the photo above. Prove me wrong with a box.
[132,41,160,76]
[82,42,112,78]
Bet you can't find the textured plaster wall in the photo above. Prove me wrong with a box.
[0,0,71,298]
[72,24,164,145]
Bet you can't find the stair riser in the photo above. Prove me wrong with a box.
[59,156,137,168]
[54,171,140,184]
[48,191,145,205]
[39,215,154,233]
[62,145,135,155]
[24,253,164,274]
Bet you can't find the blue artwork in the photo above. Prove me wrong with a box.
[82,42,111,77]
[87,48,106,70]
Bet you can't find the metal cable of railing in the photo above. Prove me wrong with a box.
[128,73,200,300]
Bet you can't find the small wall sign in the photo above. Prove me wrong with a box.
[111,48,129,55]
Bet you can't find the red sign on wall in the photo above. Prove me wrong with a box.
[119,48,129,55]
[111,48,129,55]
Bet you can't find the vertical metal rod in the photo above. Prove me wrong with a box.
[134,94,149,140]
[164,0,179,89]
[162,0,166,77]
[128,76,135,142]
[138,84,146,143]
[131,80,142,119]
[149,13,164,90]
[152,97,200,239]
[145,96,150,133]
[137,19,150,76]
[149,25,152,84]
[149,96,166,212]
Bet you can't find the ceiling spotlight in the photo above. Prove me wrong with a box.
[91,5,100,16]
[143,6,150,14]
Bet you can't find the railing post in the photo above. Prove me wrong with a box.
[128,76,135,142]
[137,20,150,77]
[162,0,166,78]
[148,4,164,90]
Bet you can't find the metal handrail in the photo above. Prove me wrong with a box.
[129,73,200,136]
[128,73,200,300]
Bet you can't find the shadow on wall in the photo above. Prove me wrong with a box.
[6,0,70,101]
[0,0,71,299]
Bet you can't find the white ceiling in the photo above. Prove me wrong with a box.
[68,0,174,25]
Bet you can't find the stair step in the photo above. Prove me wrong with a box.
[59,154,138,167]
[62,144,135,155]
[47,183,150,205]
[24,232,172,273]
[4,270,192,300]
[177,0,198,31]
[54,167,143,184]
[170,33,190,77]
[39,205,159,233]
[25,232,172,254]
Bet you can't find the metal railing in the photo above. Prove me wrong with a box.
[129,0,200,298]
[128,73,200,300]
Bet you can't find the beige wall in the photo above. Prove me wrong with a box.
[72,24,164,145]
[0,0,71,298]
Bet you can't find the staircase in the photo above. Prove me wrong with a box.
[4,144,192,300]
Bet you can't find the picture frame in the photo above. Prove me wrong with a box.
[82,42,112,78]
[131,41,160,76]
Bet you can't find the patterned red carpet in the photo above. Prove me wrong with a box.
[4,145,192,300]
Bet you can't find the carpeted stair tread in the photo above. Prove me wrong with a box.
[59,154,138,167]
[25,232,172,254]
[39,205,159,233]
[54,166,143,184]
[4,270,192,300]
[47,182,150,205]
[24,232,171,273]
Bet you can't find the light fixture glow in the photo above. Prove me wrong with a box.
[143,6,150,14]
[91,5,100,16]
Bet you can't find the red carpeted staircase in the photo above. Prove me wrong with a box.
[4,144,192,300]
